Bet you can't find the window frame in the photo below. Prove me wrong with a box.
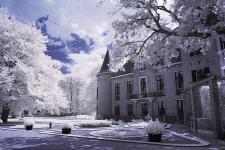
[141,102,148,116]
[115,104,120,117]
[115,83,120,101]
[156,75,165,96]
[126,80,133,99]
[127,103,133,116]
[175,71,184,95]
[192,67,210,82]
[139,76,148,98]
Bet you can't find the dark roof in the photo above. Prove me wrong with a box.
[99,50,110,73]
[112,60,134,77]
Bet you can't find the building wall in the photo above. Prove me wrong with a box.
[111,73,133,118]
[156,63,183,117]
[96,72,113,118]
[181,38,223,117]
[109,63,184,121]
[97,38,225,122]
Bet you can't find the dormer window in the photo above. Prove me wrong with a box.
[140,64,146,71]
[190,49,202,57]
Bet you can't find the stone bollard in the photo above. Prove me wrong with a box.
[49,122,52,128]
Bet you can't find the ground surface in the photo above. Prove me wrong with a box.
[0,118,225,150]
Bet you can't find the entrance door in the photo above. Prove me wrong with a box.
[158,102,166,121]
[115,104,120,120]
[142,103,148,117]
[177,100,184,122]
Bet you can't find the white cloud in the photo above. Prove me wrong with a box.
[1,0,119,82]
[68,51,103,83]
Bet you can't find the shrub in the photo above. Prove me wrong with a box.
[78,120,112,128]
[61,122,73,129]
[145,119,164,135]
[24,119,35,126]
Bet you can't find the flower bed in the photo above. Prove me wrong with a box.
[90,128,146,138]
[78,120,112,128]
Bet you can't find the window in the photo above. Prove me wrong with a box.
[127,104,133,116]
[127,81,133,99]
[142,103,148,116]
[177,100,183,109]
[156,75,165,96]
[115,83,120,101]
[97,87,98,100]
[192,67,210,82]
[171,49,181,63]
[189,49,202,57]
[140,77,147,98]
[140,64,146,71]
[115,104,120,117]
[177,100,184,121]
[175,71,184,95]
[220,37,225,50]
[158,101,166,115]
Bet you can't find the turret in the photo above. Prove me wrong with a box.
[96,50,113,119]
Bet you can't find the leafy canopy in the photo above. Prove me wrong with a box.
[110,0,225,69]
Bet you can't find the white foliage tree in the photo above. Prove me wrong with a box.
[59,76,85,115]
[107,0,225,69]
[82,79,97,115]
[0,13,68,119]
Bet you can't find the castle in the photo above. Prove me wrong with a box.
[96,37,225,127]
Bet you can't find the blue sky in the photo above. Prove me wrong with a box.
[0,0,116,81]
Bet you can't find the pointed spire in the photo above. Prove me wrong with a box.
[99,50,110,73]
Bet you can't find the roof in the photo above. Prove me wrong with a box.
[112,60,134,77]
[99,50,110,73]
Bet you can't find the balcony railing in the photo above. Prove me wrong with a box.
[131,91,164,99]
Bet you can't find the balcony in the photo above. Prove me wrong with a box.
[131,91,164,99]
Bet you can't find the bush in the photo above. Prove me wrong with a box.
[78,120,112,128]
[145,119,164,135]
[24,119,35,126]
[61,122,73,129]
[24,119,35,130]
[61,122,73,134]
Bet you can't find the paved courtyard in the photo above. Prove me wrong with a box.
[0,122,225,150]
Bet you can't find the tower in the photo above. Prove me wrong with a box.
[96,50,113,119]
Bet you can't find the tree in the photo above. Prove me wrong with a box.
[108,0,225,69]
[59,76,84,115]
[82,79,97,115]
[0,13,68,121]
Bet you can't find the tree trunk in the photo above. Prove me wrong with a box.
[1,105,10,123]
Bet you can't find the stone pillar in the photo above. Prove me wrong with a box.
[209,79,224,139]
[191,86,202,134]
